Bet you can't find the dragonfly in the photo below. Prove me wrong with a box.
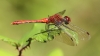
[11,10,90,46]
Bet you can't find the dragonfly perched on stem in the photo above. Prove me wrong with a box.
[11,10,90,46]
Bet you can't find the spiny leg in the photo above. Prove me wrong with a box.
[45,23,55,41]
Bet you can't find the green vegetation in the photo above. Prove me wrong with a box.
[0,0,100,56]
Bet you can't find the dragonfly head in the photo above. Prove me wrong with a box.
[63,16,71,24]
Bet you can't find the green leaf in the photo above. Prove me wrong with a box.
[33,33,49,42]
[19,23,47,46]
[0,35,19,46]
[31,24,62,42]
[48,48,64,56]
[19,23,62,46]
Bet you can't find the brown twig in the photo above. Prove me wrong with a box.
[15,38,33,56]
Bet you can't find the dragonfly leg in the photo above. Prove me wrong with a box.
[45,23,55,30]
[45,23,62,41]
[45,23,55,40]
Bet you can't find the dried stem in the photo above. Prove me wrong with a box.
[15,38,32,56]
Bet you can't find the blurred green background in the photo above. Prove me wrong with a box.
[0,0,100,56]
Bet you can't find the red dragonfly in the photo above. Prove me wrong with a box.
[12,10,90,46]
[12,10,69,25]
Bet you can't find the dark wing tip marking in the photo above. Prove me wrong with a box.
[86,32,91,40]
[70,38,73,41]
[87,32,90,35]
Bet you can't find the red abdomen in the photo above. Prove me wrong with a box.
[11,18,48,25]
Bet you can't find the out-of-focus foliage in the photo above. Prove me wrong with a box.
[0,0,100,56]
[0,49,14,56]
[48,48,64,56]
[0,35,19,46]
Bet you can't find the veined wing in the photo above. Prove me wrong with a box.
[56,10,66,16]
[62,23,91,41]
[55,24,79,46]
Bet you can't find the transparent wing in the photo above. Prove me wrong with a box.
[55,32,77,46]
[62,23,91,41]
[56,10,66,16]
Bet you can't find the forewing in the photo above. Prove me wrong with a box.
[63,23,91,40]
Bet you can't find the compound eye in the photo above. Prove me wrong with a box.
[64,16,71,24]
